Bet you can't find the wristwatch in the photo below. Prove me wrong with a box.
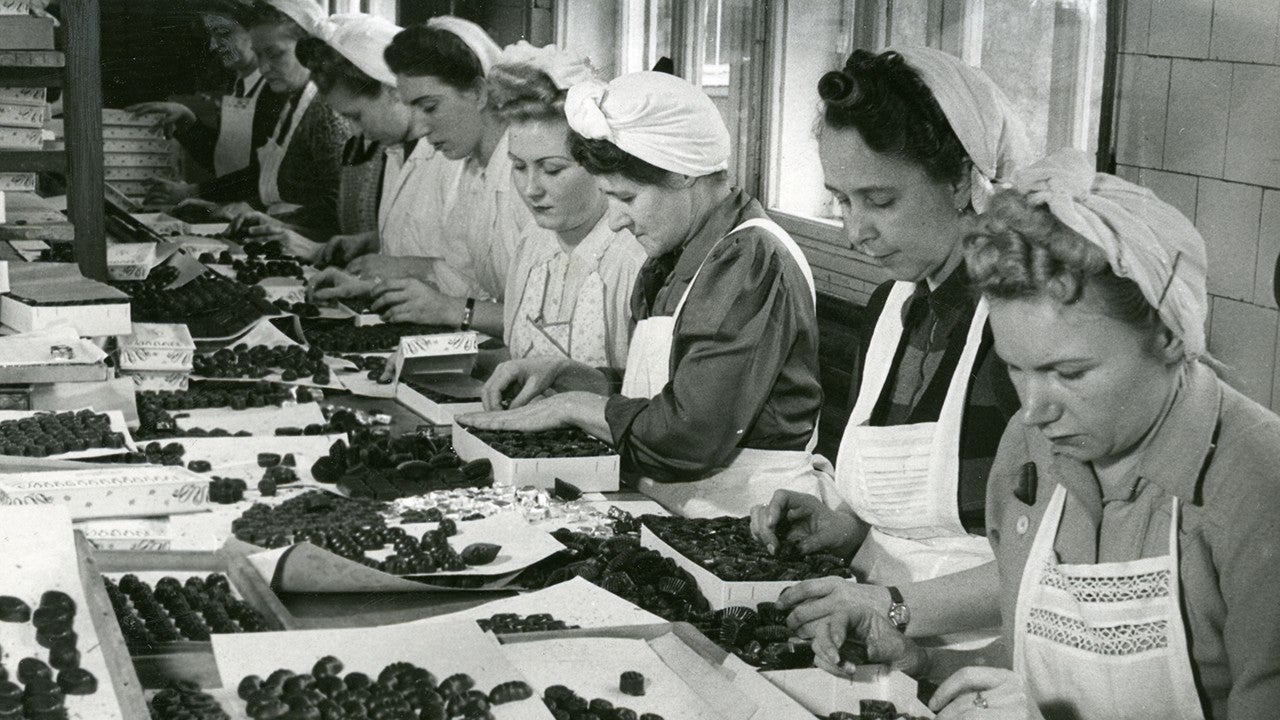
[887,586,910,632]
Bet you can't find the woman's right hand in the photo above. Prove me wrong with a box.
[143,178,197,207]
[480,357,575,411]
[125,101,195,136]
[808,606,929,679]
[750,489,860,556]
[318,232,378,268]
[307,267,376,302]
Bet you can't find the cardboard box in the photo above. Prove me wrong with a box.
[395,375,484,425]
[102,108,158,126]
[105,137,171,154]
[0,1,33,14]
[0,49,63,66]
[759,666,933,718]
[451,424,620,492]
[0,124,41,148]
[104,179,150,199]
[106,242,160,281]
[0,464,212,519]
[119,322,196,371]
[105,165,176,181]
[0,85,45,105]
[91,541,297,688]
[103,124,167,140]
[393,330,479,379]
[0,171,36,191]
[2,262,132,336]
[0,220,73,240]
[0,101,44,127]
[640,525,795,610]
[0,15,54,49]
[121,369,190,392]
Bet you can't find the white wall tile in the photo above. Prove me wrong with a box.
[1209,297,1278,407]
[1121,0,1151,53]
[1197,178,1262,301]
[1114,55,1170,169]
[1225,63,1280,189]
[1210,0,1280,63]
[1137,168,1199,223]
[1148,0,1213,58]
[1164,60,1233,177]
[1257,190,1280,309]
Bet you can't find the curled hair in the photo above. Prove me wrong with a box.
[196,0,254,28]
[965,188,1165,341]
[568,134,676,186]
[242,1,308,39]
[384,25,483,90]
[819,50,968,185]
[296,38,383,98]
[486,63,565,123]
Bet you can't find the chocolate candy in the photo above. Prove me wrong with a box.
[187,460,212,473]
[641,515,854,582]
[301,318,454,353]
[476,613,577,634]
[56,668,96,695]
[461,426,615,459]
[257,478,277,496]
[620,670,646,696]
[542,685,663,720]
[209,477,248,504]
[114,270,276,339]
[460,543,501,566]
[257,453,281,468]
[0,597,30,623]
[0,410,126,458]
[104,573,270,644]
[17,658,52,685]
[150,679,230,719]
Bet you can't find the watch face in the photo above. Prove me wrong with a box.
[889,604,910,628]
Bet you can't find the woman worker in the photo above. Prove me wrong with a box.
[812,149,1280,720]
[749,48,1029,653]
[129,0,288,207]
[309,17,529,338]
[196,0,353,240]
[489,42,647,367]
[234,13,455,264]
[458,71,827,518]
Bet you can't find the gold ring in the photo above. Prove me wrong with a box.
[973,691,989,709]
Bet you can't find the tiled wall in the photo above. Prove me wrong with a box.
[1115,0,1280,410]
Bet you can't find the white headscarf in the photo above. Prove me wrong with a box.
[564,71,729,177]
[1012,149,1209,358]
[494,41,596,91]
[314,14,402,87]
[425,16,501,76]
[263,0,326,37]
[893,46,1031,213]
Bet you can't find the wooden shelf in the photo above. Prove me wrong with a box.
[0,149,65,173]
[0,65,62,87]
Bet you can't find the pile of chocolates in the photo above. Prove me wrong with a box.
[103,573,270,646]
[312,431,493,501]
[0,409,126,457]
[229,257,304,285]
[134,382,305,440]
[255,452,299,496]
[520,531,815,670]
[116,270,276,338]
[336,354,392,384]
[640,515,854,582]
[0,590,99,718]
[301,318,453,353]
[542,684,664,720]
[829,700,930,720]
[148,680,229,719]
[287,519,487,575]
[463,427,615,459]
[36,243,75,263]
[230,490,387,548]
[234,656,535,720]
[475,612,578,634]
[192,344,331,385]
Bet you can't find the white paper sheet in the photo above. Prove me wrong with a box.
[173,434,344,485]
[0,325,107,366]
[502,637,729,720]
[0,506,127,719]
[172,403,326,436]
[211,621,552,720]
[407,576,665,629]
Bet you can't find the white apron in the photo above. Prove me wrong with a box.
[257,81,317,214]
[213,73,264,177]
[621,217,828,519]
[508,252,611,368]
[1013,485,1205,720]
[834,281,997,648]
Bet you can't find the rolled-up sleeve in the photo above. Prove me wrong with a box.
[605,233,811,480]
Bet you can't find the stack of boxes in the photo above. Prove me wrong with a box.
[0,1,55,220]
[117,323,196,391]
[101,109,179,205]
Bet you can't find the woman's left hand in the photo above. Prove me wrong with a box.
[456,392,603,433]
[370,279,456,325]
[931,667,1029,719]
[779,577,892,636]
[347,253,415,280]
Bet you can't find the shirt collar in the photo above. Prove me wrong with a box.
[659,187,755,289]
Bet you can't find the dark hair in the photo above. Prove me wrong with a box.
[296,38,383,98]
[966,188,1165,341]
[486,63,565,123]
[819,49,968,186]
[242,1,308,39]
[384,25,484,90]
[196,0,254,28]
[568,134,675,186]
